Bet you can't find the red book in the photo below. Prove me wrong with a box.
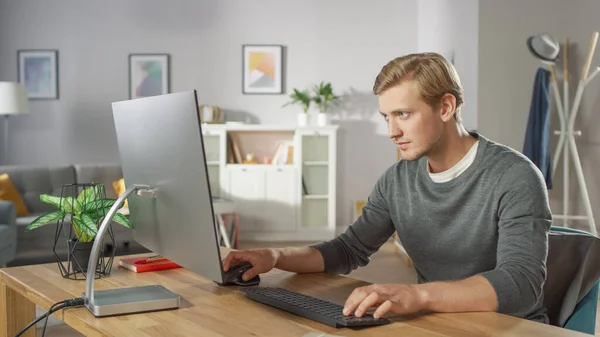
[118,256,182,273]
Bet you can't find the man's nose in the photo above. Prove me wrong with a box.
[388,122,403,139]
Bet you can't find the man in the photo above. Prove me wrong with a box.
[222,52,552,323]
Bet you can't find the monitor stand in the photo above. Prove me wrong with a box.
[81,185,180,317]
[84,285,180,317]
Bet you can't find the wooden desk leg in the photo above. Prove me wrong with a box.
[0,281,35,337]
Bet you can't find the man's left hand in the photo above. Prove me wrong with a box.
[343,284,426,319]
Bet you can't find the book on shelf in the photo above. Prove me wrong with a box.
[118,256,182,273]
[272,140,294,165]
[227,133,243,164]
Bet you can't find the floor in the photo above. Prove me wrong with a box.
[32,240,599,336]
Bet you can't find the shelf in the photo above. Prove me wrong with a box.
[207,165,220,198]
[202,124,339,132]
[303,195,328,199]
[302,135,329,162]
[303,161,329,166]
[302,165,328,195]
[226,164,296,171]
[206,124,298,131]
[302,198,328,229]
[204,134,221,162]
[198,123,337,241]
[227,130,295,165]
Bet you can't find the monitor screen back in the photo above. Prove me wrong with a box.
[112,90,223,283]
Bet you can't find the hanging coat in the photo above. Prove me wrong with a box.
[523,67,553,189]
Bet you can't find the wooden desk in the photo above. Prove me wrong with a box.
[0,253,588,337]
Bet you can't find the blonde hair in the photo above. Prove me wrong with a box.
[373,52,464,121]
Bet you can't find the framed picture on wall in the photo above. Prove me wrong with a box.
[129,54,170,99]
[17,50,59,99]
[242,44,284,94]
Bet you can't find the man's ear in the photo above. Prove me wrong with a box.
[439,93,457,122]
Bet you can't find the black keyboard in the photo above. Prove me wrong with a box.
[239,287,391,328]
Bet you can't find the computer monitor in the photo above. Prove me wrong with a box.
[112,90,224,284]
[87,91,388,327]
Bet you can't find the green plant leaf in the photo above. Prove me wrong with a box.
[85,207,131,229]
[283,88,312,112]
[112,213,132,229]
[25,210,65,231]
[39,194,63,209]
[73,199,83,214]
[61,196,76,213]
[84,199,116,213]
[71,218,92,242]
[78,232,93,243]
[72,220,93,243]
[86,207,109,219]
[310,81,338,113]
[77,213,99,238]
[76,185,103,213]
[72,217,82,239]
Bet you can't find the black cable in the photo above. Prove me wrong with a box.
[13,301,67,337]
[40,302,68,337]
[12,306,60,337]
[41,298,85,337]
[14,297,85,337]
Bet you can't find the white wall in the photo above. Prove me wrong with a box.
[478,0,600,233]
[0,0,417,230]
[417,0,479,131]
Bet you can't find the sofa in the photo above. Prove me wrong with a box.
[0,164,148,266]
[0,201,16,266]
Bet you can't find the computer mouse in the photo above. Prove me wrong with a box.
[221,262,261,286]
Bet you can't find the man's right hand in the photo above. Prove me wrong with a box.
[222,248,281,281]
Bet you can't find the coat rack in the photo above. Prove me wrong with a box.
[547,32,599,236]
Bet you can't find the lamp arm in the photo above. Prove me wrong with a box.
[83,184,155,306]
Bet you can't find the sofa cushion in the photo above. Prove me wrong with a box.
[0,224,15,252]
[0,173,29,216]
[0,166,76,214]
[74,164,123,199]
[112,178,128,208]
[17,213,72,252]
[0,224,16,265]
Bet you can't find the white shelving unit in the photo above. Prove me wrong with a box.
[201,123,338,241]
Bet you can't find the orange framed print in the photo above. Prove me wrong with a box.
[242,45,283,94]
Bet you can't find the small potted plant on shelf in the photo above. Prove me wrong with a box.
[25,183,131,279]
[312,81,340,126]
[283,88,312,126]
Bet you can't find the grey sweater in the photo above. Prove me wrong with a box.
[312,133,552,323]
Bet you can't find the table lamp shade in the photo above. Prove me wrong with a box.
[0,82,29,115]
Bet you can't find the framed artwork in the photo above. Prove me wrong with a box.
[129,54,170,99]
[242,44,283,94]
[17,50,59,99]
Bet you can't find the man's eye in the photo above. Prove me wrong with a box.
[399,111,409,117]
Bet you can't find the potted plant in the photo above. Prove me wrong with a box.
[312,81,340,126]
[283,88,312,126]
[25,183,131,278]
